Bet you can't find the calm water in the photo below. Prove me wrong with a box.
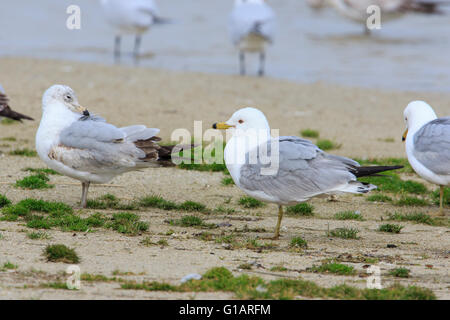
[1,0,450,92]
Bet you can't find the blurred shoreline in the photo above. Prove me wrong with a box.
[2,0,450,92]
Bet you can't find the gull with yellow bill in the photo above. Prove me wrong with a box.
[213,107,402,239]
[402,101,449,216]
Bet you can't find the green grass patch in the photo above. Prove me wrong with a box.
[221,177,234,186]
[388,212,436,226]
[328,227,359,239]
[1,261,18,271]
[286,203,314,216]
[23,168,60,175]
[87,194,139,210]
[395,196,429,207]
[178,201,206,212]
[27,231,51,240]
[359,173,427,195]
[1,136,16,141]
[378,224,403,234]
[317,139,340,151]
[310,263,355,275]
[1,118,17,125]
[300,129,319,138]
[44,244,79,264]
[238,197,265,209]
[8,148,37,157]
[290,236,307,248]
[270,265,288,272]
[366,194,393,203]
[41,282,70,290]
[106,212,148,235]
[139,195,179,211]
[334,211,363,221]
[389,268,410,278]
[15,173,53,189]
[167,215,216,229]
[120,266,434,300]
[0,195,11,208]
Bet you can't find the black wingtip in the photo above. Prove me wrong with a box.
[353,165,404,178]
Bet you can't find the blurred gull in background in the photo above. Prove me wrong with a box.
[0,84,33,122]
[229,0,276,76]
[100,0,169,63]
[306,0,445,34]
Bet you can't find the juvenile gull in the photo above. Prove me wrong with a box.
[100,0,169,63]
[36,85,183,208]
[403,101,449,216]
[213,107,402,238]
[229,0,276,76]
[0,84,33,122]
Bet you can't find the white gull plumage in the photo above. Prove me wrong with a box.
[403,101,450,215]
[213,107,402,238]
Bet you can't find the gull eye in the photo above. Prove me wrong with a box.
[65,94,72,101]
[238,119,244,124]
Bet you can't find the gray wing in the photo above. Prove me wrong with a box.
[413,117,450,175]
[239,136,359,203]
[229,3,276,44]
[54,117,158,173]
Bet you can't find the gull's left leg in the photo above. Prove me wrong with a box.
[133,35,142,65]
[439,185,445,216]
[114,35,121,63]
[273,205,284,239]
[258,51,265,77]
[80,182,90,208]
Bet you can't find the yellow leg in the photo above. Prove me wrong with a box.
[274,205,284,239]
[439,186,445,216]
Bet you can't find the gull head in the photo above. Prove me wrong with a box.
[402,101,437,142]
[212,107,270,135]
[42,85,89,117]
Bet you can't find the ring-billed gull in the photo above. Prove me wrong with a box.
[402,101,449,216]
[0,84,33,122]
[307,0,443,35]
[100,0,169,63]
[213,107,403,238]
[229,0,276,76]
[36,85,184,208]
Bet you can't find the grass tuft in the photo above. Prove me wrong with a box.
[334,211,363,221]
[378,224,403,234]
[179,201,206,212]
[290,236,307,248]
[44,244,79,264]
[388,212,435,226]
[27,231,51,240]
[310,262,355,275]
[106,213,148,235]
[395,196,429,207]
[317,139,340,150]
[286,203,314,216]
[389,268,410,278]
[0,195,11,208]
[366,194,392,203]
[238,197,265,209]
[8,148,37,157]
[15,173,53,189]
[300,129,319,138]
[139,195,179,211]
[328,227,359,239]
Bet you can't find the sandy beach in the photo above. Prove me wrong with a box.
[0,57,448,299]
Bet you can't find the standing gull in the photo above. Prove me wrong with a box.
[36,85,184,208]
[402,101,449,216]
[213,107,402,238]
[0,84,33,122]
[229,0,276,76]
[100,0,168,63]
[306,0,444,35]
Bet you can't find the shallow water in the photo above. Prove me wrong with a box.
[1,0,450,92]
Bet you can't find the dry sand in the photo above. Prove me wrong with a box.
[0,57,448,299]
